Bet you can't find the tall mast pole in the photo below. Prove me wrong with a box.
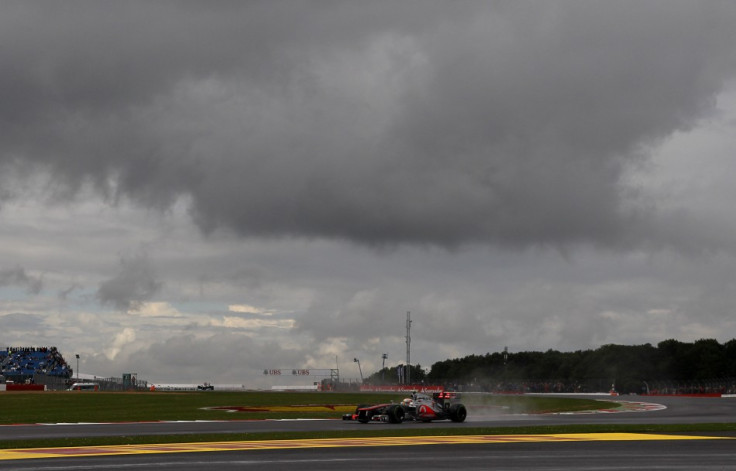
[406,311,412,385]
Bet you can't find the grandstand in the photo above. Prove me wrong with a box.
[0,347,72,384]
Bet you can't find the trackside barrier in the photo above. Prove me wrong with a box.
[359,385,445,393]
[643,393,722,398]
[5,384,46,391]
[271,385,319,391]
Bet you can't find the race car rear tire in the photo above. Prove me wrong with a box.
[449,404,467,422]
[387,405,405,424]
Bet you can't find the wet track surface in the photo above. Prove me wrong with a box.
[1,395,735,470]
[2,395,735,441]
[4,440,736,471]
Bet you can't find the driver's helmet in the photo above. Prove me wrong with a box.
[402,398,412,406]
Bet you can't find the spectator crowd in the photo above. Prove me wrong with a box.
[0,346,72,383]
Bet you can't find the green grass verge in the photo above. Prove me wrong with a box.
[0,391,615,424]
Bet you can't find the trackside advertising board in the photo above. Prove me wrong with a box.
[360,385,444,393]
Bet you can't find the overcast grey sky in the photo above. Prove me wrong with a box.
[2,1,736,386]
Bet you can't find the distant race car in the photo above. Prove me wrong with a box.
[342,391,467,424]
[197,382,214,391]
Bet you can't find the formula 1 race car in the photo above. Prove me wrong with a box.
[342,391,467,424]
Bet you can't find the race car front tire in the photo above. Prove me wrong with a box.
[356,405,372,423]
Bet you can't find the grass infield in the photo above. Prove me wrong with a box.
[0,391,616,424]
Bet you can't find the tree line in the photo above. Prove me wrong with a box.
[365,338,736,393]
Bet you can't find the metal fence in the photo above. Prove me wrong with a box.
[642,379,736,395]
[429,377,736,395]
[33,373,149,391]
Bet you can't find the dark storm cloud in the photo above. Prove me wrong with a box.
[97,252,162,311]
[0,266,43,294]
[58,283,83,301]
[2,1,736,249]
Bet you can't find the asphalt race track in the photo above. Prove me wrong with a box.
[2,395,735,440]
[1,395,735,470]
[3,440,736,471]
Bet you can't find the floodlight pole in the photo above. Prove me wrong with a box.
[381,353,388,382]
[406,311,412,385]
[75,354,80,382]
[353,358,363,383]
